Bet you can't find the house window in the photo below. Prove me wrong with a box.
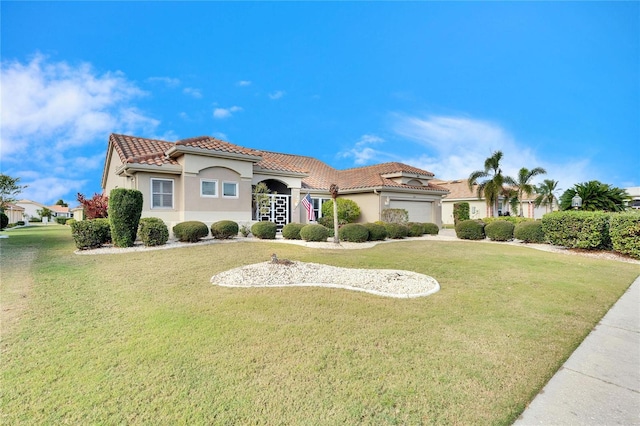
[222,181,238,198]
[201,179,218,197]
[313,198,330,219]
[151,178,174,209]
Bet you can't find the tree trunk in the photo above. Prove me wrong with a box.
[333,200,339,244]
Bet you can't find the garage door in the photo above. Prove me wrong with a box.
[390,200,433,222]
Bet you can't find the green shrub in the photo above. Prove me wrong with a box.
[407,222,425,237]
[364,222,387,241]
[423,223,439,235]
[173,221,209,243]
[542,211,611,250]
[239,224,251,237]
[55,217,70,225]
[316,216,333,228]
[0,212,8,229]
[455,220,486,240]
[300,224,330,242]
[453,202,470,225]
[338,223,369,242]
[211,220,239,239]
[485,220,515,241]
[251,221,277,239]
[108,188,143,247]
[66,219,76,227]
[381,208,409,224]
[29,217,42,222]
[321,199,361,225]
[610,212,640,259]
[384,222,409,239]
[70,219,111,250]
[282,223,305,240]
[482,216,532,225]
[514,221,545,243]
[138,217,169,247]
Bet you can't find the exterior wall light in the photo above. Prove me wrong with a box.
[571,194,583,210]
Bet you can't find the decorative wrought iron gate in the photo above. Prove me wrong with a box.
[256,194,290,231]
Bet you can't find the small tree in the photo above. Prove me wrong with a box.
[36,207,53,221]
[0,174,27,210]
[55,199,68,207]
[453,202,470,224]
[77,192,109,219]
[108,188,143,247]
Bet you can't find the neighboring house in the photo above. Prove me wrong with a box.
[49,204,71,218]
[15,199,47,221]
[434,179,553,225]
[2,203,25,224]
[71,206,85,221]
[626,187,640,210]
[101,134,449,231]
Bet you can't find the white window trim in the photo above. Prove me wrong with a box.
[200,179,218,198]
[222,181,239,198]
[151,178,174,209]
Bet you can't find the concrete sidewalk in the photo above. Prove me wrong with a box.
[514,276,640,425]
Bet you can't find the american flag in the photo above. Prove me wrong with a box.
[301,193,315,221]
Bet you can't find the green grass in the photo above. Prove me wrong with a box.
[1,225,638,424]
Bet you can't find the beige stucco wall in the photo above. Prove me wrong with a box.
[102,151,130,195]
[342,193,382,224]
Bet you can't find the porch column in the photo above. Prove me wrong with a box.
[290,187,301,223]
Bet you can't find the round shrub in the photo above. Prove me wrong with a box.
[282,223,305,240]
[300,224,330,242]
[514,220,545,243]
[321,198,361,225]
[407,222,425,237]
[70,219,111,250]
[338,223,369,242]
[0,212,8,229]
[251,221,277,239]
[66,219,76,227]
[485,220,515,241]
[384,222,409,239]
[455,219,485,240]
[173,221,209,243]
[423,222,439,235]
[364,222,387,241]
[138,217,169,247]
[211,220,239,240]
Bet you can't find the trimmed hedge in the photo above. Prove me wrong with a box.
[0,212,8,229]
[514,220,545,243]
[455,220,485,240]
[407,222,425,237]
[282,223,305,240]
[482,216,533,225]
[423,223,439,235]
[321,199,361,225]
[485,220,515,241]
[453,202,470,225]
[173,221,209,243]
[70,219,111,250]
[55,217,69,225]
[300,224,330,242]
[138,217,169,247]
[364,222,387,241]
[108,188,143,247]
[251,221,277,239]
[542,211,611,250]
[211,220,239,239]
[384,222,409,239]
[338,223,369,242]
[610,212,640,259]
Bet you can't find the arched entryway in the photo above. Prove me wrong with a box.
[252,179,291,230]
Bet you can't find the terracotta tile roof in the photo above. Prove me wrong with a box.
[255,151,338,188]
[109,134,177,166]
[432,179,479,199]
[176,136,260,156]
[49,205,70,214]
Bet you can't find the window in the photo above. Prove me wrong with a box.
[313,198,330,219]
[151,178,173,208]
[201,179,218,197]
[222,181,238,198]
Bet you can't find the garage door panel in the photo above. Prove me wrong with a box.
[390,200,432,222]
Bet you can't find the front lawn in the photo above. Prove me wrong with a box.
[1,225,638,424]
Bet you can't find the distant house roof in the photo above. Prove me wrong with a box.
[49,205,70,214]
[3,202,25,211]
[108,134,448,194]
[434,178,539,201]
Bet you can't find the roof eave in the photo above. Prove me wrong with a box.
[116,163,183,176]
[253,166,308,178]
[166,145,262,162]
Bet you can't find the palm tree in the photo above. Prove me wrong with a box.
[559,181,630,212]
[513,167,546,216]
[468,151,514,217]
[534,179,560,213]
[501,187,519,216]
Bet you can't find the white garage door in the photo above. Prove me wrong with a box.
[390,200,433,222]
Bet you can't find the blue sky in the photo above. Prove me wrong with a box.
[1,1,638,205]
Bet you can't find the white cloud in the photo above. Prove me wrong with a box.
[268,90,285,100]
[237,80,252,87]
[183,87,203,98]
[146,76,181,87]
[340,134,398,165]
[19,176,88,205]
[213,106,243,119]
[392,114,591,190]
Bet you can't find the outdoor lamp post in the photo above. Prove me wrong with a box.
[571,194,583,210]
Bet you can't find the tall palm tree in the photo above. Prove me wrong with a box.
[513,167,546,216]
[468,151,514,217]
[534,179,560,213]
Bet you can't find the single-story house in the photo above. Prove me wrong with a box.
[49,204,72,218]
[101,134,449,231]
[626,187,640,209]
[15,199,47,221]
[2,203,25,224]
[433,179,555,225]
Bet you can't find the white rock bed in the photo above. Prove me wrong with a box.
[210,261,440,299]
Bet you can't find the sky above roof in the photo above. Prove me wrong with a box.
[1,1,638,205]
